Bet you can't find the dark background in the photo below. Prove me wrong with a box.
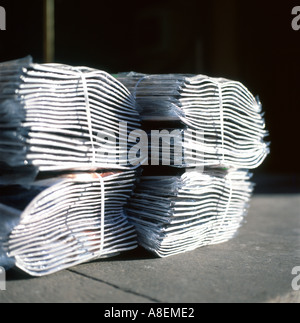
[0,0,299,176]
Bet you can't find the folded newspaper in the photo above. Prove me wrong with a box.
[116,72,269,169]
[0,57,141,186]
[126,169,253,257]
[0,171,138,276]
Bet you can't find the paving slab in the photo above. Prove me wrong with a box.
[69,194,300,303]
[0,190,299,303]
[0,263,152,303]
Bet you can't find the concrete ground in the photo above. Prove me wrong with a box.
[0,174,299,303]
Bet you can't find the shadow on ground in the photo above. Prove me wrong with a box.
[6,246,155,281]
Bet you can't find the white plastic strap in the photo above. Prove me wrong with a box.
[217,81,225,164]
[224,177,233,222]
[212,176,233,243]
[75,69,97,167]
[94,173,105,255]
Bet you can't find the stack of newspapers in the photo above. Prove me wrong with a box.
[0,56,270,274]
[0,172,137,276]
[126,170,253,257]
[117,72,269,169]
[117,72,269,257]
[0,57,141,185]
[0,57,140,275]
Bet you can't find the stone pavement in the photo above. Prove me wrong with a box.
[0,175,299,303]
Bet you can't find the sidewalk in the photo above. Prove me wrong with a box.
[0,175,299,303]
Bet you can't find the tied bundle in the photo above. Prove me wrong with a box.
[0,172,137,276]
[126,170,253,257]
[0,57,141,186]
[117,72,269,169]
[0,57,141,276]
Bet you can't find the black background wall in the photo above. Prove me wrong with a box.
[0,0,299,175]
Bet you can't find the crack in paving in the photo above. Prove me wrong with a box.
[67,268,161,303]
